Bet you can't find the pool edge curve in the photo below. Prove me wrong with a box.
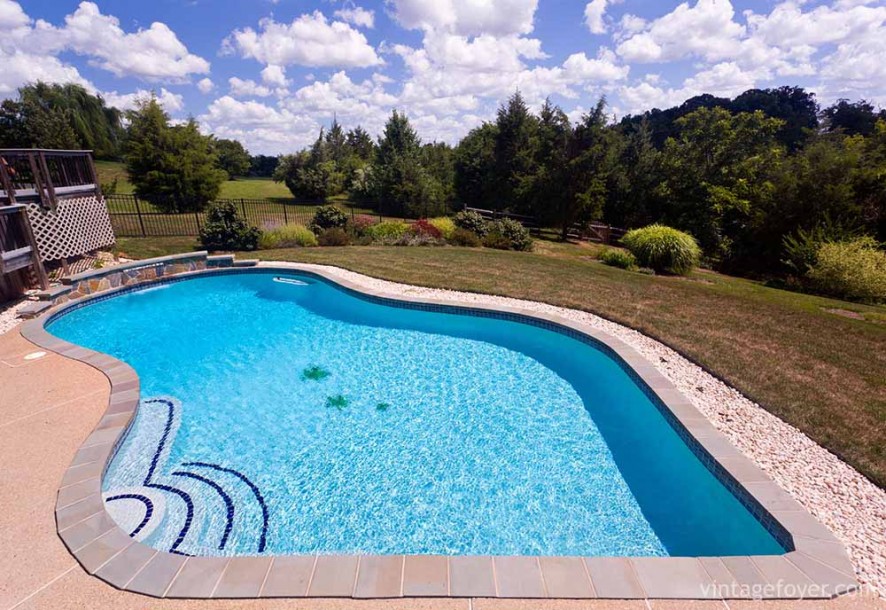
[20,259,859,601]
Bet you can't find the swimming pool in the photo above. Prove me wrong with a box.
[47,270,786,558]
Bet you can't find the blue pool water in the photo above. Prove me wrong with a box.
[48,271,785,557]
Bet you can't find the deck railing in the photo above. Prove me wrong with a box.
[0,149,100,210]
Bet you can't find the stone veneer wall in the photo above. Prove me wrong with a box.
[52,252,214,305]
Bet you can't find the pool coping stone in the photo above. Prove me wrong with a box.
[19,257,859,601]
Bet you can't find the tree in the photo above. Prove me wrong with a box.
[560,98,625,240]
[125,97,226,212]
[454,122,498,208]
[325,118,348,163]
[657,107,784,260]
[493,92,538,210]
[609,117,662,228]
[730,86,819,151]
[249,154,278,177]
[822,99,886,137]
[518,99,572,228]
[0,82,124,157]
[213,138,250,178]
[373,110,444,216]
[346,126,375,160]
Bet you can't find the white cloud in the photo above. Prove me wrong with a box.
[102,87,185,113]
[333,6,374,29]
[745,1,886,49]
[53,2,209,81]
[584,0,616,35]
[197,78,214,93]
[0,51,90,96]
[261,65,289,87]
[0,0,207,95]
[616,0,745,63]
[228,77,275,98]
[199,96,322,155]
[0,0,28,29]
[223,12,381,68]
[388,0,538,36]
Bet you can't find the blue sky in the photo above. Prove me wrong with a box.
[1,0,884,154]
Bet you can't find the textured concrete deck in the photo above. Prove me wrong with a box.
[1,326,883,610]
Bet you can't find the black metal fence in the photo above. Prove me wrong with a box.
[106,194,362,237]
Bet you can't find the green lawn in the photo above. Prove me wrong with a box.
[96,160,292,201]
[115,237,886,488]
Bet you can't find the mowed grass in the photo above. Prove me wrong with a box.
[96,160,292,200]
[114,237,886,487]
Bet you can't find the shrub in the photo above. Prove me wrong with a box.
[351,214,378,236]
[258,223,318,249]
[309,205,349,234]
[489,218,533,251]
[366,220,409,243]
[428,217,456,239]
[600,248,637,270]
[199,201,261,251]
[396,233,445,247]
[453,209,489,237]
[622,224,701,275]
[318,227,351,246]
[807,237,886,303]
[408,219,443,239]
[482,231,512,250]
[449,228,482,247]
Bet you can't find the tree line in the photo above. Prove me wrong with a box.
[0,82,264,179]
[1,81,883,278]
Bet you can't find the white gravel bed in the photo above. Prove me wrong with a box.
[293,262,886,598]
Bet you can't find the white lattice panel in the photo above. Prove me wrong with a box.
[26,195,116,262]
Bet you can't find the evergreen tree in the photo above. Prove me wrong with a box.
[346,126,375,160]
[454,122,497,208]
[125,97,226,212]
[493,92,538,210]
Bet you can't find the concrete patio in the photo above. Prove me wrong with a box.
[1,325,883,610]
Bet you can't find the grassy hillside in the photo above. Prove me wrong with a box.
[96,160,292,200]
[114,237,886,488]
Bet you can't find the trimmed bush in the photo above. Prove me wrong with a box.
[453,209,489,237]
[318,227,351,246]
[351,214,378,236]
[428,216,456,239]
[366,220,409,243]
[600,248,637,270]
[408,219,443,239]
[258,223,318,249]
[489,218,533,251]
[199,201,260,251]
[449,228,482,247]
[807,237,886,303]
[482,231,512,250]
[309,205,349,234]
[622,224,701,275]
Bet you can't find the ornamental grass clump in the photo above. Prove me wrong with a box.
[622,224,701,275]
[807,237,886,303]
[599,248,637,270]
[258,223,318,249]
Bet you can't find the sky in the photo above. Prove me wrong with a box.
[1,0,884,155]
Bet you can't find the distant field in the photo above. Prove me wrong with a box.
[96,160,292,200]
